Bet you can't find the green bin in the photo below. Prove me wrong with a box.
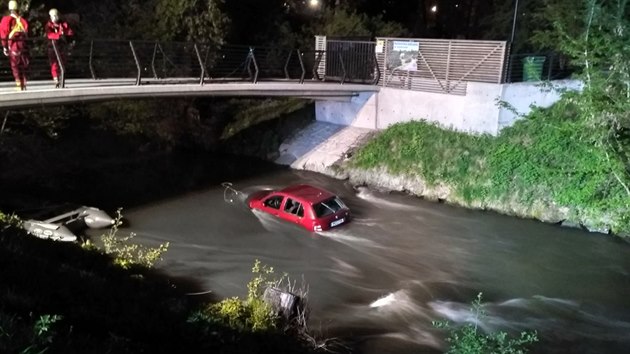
[522,56,546,82]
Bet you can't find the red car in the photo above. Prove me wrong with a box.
[248,184,350,232]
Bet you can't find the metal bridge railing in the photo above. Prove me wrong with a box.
[0,38,379,89]
[324,40,380,85]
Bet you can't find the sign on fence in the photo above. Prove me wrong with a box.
[376,37,508,95]
[386,40,420,72]
[392,41,420,52]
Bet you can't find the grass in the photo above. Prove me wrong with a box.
[349,96,630,235]
[349,120,491,187]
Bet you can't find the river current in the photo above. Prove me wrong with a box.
[86,157,630,353]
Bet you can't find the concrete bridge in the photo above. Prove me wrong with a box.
[0,79,378,109]
[0,39,379,109]
[0,37,575,135]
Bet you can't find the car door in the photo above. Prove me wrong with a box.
[281,197,305,226]
[261,194,284,217]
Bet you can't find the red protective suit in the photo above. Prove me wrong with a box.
[46,20,74,86]
[0,13,29,90]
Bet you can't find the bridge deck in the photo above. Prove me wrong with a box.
[0,79,379,109]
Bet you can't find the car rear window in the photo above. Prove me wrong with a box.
[313,197,346,218]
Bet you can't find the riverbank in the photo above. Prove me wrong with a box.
[0,117,339,353]
[1,98,628,352]
[0,215,321,353]
[277,102,630,237]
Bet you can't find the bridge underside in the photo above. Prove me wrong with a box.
[0,79,378,109]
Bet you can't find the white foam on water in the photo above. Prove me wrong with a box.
[497,297,530,308]
[351,217,380,227]
[250,209,293,233]
[430,295,630,345]
[531,295,579,308]
[429,300,483,327]
[330,257,362,278]
[241,185,278,193]
[430,297,551,333]
[370,293,397,308]
[376,326,443,350]
[355,186,418,211]
[498,296,630,339]
[318,228,382,248]
[368,290,426,317]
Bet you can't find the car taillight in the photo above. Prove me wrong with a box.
[313,224,322,232]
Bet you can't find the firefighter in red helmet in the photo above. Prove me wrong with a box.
[45,8,74,88]
[0,0,29,91]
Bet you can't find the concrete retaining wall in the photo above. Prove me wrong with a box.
[498,80,583,129]
[315,79,582,135]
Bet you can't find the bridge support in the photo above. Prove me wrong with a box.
[315,80,582,136]
[315,92,378,129]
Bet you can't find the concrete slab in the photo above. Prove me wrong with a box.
[279,122,375,177]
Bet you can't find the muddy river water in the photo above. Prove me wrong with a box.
[95,160,630,353]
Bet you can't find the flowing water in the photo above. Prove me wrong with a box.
[88,159,630,354]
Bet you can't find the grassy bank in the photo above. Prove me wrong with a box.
[348,95,630,236]
[0,215,319,354]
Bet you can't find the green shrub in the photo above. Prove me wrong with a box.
[433,293,538,354]
[208,297,249,330]
[489,101,628,207]
[82,208,169,269]
[201,260,279,332]
[0,211,22,230]
[247,297,277,331]
[0,313,63,354]
[206,296,277,332]
[350,99,630,234]
[247,259,279,301]
[350,121,491,184]
[349,120,493,206]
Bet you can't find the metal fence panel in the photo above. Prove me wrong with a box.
[325,40,377,84]
[375,37,508,95]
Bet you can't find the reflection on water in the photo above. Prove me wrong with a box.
[109,164,630,354]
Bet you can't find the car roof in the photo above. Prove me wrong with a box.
[280,184,335,204]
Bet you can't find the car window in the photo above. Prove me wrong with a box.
[313,197,345,218]
[263,195,283,210]
[284,198,304,217]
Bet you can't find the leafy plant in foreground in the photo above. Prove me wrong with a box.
[0,211,21,230]
[0,313,63,354]
[200,260,279,332]
[433,293,538,354]
[81,208,169,269]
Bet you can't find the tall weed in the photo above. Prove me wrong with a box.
[82,208,169,269]
[433,293,538,354]
[200,260,278,332]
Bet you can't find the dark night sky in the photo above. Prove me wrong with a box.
[30,0,520,42]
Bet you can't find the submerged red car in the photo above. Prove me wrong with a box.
[248,184,350,232]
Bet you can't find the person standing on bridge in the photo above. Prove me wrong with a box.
[0,0,29,91]
[45,8,74,88]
